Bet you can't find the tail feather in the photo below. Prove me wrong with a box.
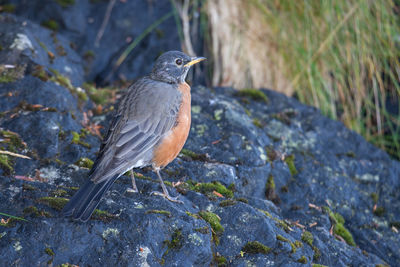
[62,175,118,222]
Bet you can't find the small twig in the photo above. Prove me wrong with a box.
[0,150,31,159]
[172,0,195,55]
[95,0,117,47]
[0,212,28,222]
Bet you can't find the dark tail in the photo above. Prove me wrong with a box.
[62,175,118,222]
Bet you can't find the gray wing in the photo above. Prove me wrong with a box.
[89,77,181,183]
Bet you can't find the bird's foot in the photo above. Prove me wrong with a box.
[129,170,138,193]
[150,191,183,203]
[126,187,139,193]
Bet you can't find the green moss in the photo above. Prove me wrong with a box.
[23,206,51,217]
[180,149,208,161]
[92,209,116,222]
[32,65,49,81]
[198,211,224,234]
[22,184,36,191]
[0,129,25,152]
[0,64,26,83]
[370,192,379,204]
[322,207,356,246]
[301,231,313,246]
[0,75,16,83]
[345,151,356,158]
[373,207,385,217]
[284,154,298,176]
[312,245,321,261]
[0,154,13,173]
[49,69,88,102]
[56,0,75,8]
[49,68,72,88]
[75,157,94,169]
[0,4,16,13]
[273,217,291,232]
[162,229,183,262]
[165,229,183,249]
[266,174,275,191]
[38,197,69,211]
[333,223,356,246]
[235,88,269,103]
[276,234,299,254]
[214,254,227,267]
[54,158,66,165]
[259,209,272,218]
[333,212,345,224]
[289,242,297,253]
[189,181,233,198]
[296,256,308,264]
[291,240,303,254]
[252,118,263,128]
[41,20,59,31]
[45,247,55,256]
[276,234,289,242]
[51,189,68,197]
[375,264,390,267]
[82,82,115,105]
[145,209,172,217]
[163,181,173,187]
[312,265,328,267]
[71,131,91,148]
[83,50,95,60]
[219,199,237,207]
[214,109,223,120]
[242,241,271,254]
[0,218,17,227]
[194,226,209,234]
[227,183,236,192]
[236,197,248,204]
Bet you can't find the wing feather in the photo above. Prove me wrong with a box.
[89,77,181,183]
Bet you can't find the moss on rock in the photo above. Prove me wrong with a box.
[242,241,271,254]
[198,211,224,235]
[38,197,69,211]
[235,88,269,103]
[75,157,94,169]
[145,209,172,217]
[284,154,298,176]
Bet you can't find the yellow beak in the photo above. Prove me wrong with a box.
[184,57,206,67]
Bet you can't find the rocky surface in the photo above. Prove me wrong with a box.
[0,8,399,267]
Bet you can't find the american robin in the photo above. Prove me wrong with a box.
[62,51,205,222]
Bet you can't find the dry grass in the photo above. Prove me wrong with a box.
[204,0,400,158]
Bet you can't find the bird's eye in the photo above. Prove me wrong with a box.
[175,58,183,66]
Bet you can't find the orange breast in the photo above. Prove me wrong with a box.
[152,82,191,168]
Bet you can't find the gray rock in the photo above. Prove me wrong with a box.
[0,7,398,267]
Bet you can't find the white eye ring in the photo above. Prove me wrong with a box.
[175,58,183,65]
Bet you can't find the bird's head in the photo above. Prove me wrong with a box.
[150,51,206,84]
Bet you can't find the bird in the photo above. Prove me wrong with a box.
[62,51,205,222]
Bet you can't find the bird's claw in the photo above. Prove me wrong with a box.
[150,191,183,203]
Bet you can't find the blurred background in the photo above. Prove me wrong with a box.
[1,0,399,159]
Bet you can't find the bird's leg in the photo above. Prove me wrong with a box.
[130,170,138,193]
[150,168,183,203]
